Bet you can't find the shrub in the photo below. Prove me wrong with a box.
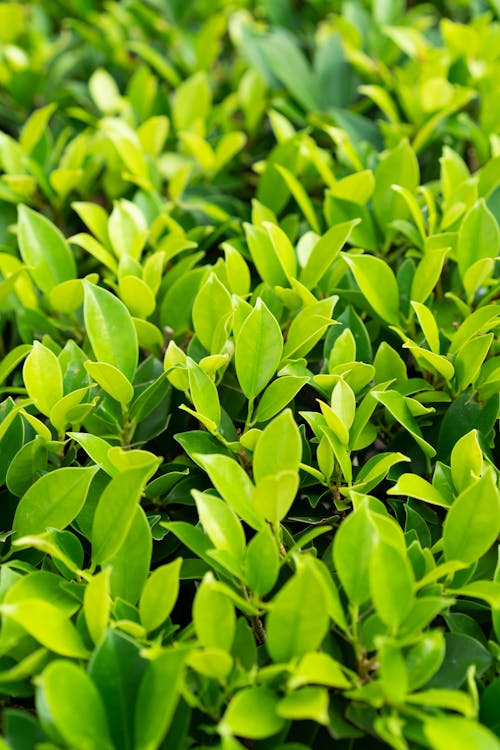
[0,1,499,749]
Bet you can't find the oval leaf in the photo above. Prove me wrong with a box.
[235,299,283,400]
[342,253,399,325]
[443,470,500,564]
[18,204,76,293]
[13,466,98,538]
[84,281,138,381]
[36,660,112,749]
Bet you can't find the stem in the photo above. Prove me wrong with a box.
[120,408,135,447]
[244,397,254,432]
[273,522,287,558]
[251,614,266,645]
[350,603,362,665]
[241,585,266,645]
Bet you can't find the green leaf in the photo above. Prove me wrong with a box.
[411,301,440,354]
[288,651,351,690]
[193,490,245,563]
[387,473,450,507]
[405,343,454,382]
[463,258,495,303]
[89,68,122,115]
[353,452,409,494]
[83,568,111,646]
[330,378,356,434]
[172,71,211,131]
[119,276,156,319]
[447,581,500,608]
[244,223,288,286]
[92,466,154,566]
[260,29,321,110]
[424,716,500,750]
[13,466,98,538]
[406,630,445,691]
[342,253,399,325]
[253,376,308,423]
[448,305,499,355]
[263,221,298,281]
[443,469,500,564]
[235,298,283,399]
[188,647,233,682]
[253,409,301,481]
[0,344,31,386]
[437,391,499,462]
[134,648,187,750]
[49,386,91,434]
[102,122,151,187]
[18,205,76,293]
[274,165,320,233]
[108,447,158,477]
[266,559,329,662]
[411,247,449,304]
[6,436,48,497]
[374,342,407,384]
[214,131,247,174]
[223,243,251,296]
[369,538,415,628]
[68,432,117,477]
[429,631,492,689]
[378,641,408,703]
[89,630,146,750]
[372,140,419,228]
[219,686,285,740]
[407,688,474,717]
[84,281,138,381]
[300,220,359,290]
[186,358,221,427]
[21,102,57,151]
[373,389,436,457]
[253,470,299,525]
[4,570,79,614]
[457,199,500,281]
[72,202,110,245]
[283,296,337,359]
[85,360,134,406]
[12,530,83,578]
[245,526,280,596]
[450,429,483,494]
[194,453,263,530]
[333,503,377,605]
[139,558,182,632]
[36,661,112,750]
[23,342,63,417]
[192,272,232,353]
[480,679,500,737]
[2,601,89,658]
[108,506,152,604]
[127,40,181,86]
[71,233,118,273]
[454,333,494,393]
[277,687,329,724]
[193,573,235,650]
[162,521,227,578]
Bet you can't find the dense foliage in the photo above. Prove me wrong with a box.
[0,0,499,748]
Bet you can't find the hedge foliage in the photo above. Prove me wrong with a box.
[0,1,499,748]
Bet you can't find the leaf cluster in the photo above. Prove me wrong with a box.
[0,1,498,749]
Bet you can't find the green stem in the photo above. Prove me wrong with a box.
[241,585,266,645]
[121,408,135,447]
[273,522,287,558]
[244,397,254,432]
[350,603,362,663]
